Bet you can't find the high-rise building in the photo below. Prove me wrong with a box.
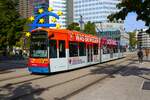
[32,0,49,23]
[137,29,150,49]
[19,0,33,18]
[73,0,127,52]
[73,0,121,23]
[67,0,74,25]
[49,0,67,28]
[19,0,67,28]
[73,0,124,32]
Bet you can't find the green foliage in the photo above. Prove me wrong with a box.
[108,0,150,34]
[67,22,80,31]
[129,32,137,48]
[0,0,26,49]
[84,21,96,35]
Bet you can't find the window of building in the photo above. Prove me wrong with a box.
[69,42,78,57]
[59,40,66,58]
[79,42,86,56]
[94,44,98,55]
[49,40,57,58]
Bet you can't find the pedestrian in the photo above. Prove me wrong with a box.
[137,49,144,63]
[145,49,149,60]
[19,50,23,59]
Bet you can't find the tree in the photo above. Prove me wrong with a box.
[84,21,96,35]
[0,0,26,52]
[67,22,80,31]
[108,0,150,34]
[129,32,137,48]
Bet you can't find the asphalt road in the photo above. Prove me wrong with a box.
[0,53,149,100]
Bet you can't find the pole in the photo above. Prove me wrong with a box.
[79,15,84,31]
[95,22,103,63]
[99,22,103,63]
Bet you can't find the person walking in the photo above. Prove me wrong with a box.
[137,49,144,63]
[145,49,149,60]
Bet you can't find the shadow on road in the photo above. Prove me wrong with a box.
[132,59,150,62]
[90,59,150,80]
[0,82,44,100]
[0,56,27,71]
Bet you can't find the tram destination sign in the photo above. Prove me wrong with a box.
[69,32,99,43]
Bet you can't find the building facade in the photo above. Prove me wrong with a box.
[120,32,129,52]
[19,0,67,28]
[32,0,49,23]
[138,31,150,49]
[67,0,74,25]
[73,0,121,23]
[49,0,67,28]
[19,0,33,18]
[73,0,127,53]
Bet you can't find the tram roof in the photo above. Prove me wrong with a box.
[31,28,97,38]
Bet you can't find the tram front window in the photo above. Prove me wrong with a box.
[30,32,48,58]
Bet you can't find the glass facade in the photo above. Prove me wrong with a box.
[32,0,49,23]
[74,0,121,23]
[28,0,67,28]
[49,0,67,28]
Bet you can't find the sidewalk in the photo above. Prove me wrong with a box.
[0,55,26,61]
[0,57,27,71]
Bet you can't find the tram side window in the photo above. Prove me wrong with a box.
[94,44,98,55]
[79,42,86,56]
[103,46,109,54]
[113,47,118,53]
[49,40,57,58]
[59,40,66,58]
[69,42,78,57]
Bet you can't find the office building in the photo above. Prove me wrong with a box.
[73,0,123,31]
[19,0,67,28]
[137,29,150,48]
[67,0,74,25]
[49,0,67,28]
[74,0,121,23]
[32,0,49,23]
[19,0,33,18]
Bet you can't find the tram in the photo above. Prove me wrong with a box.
[27,28,123,73]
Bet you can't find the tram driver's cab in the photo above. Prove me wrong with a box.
[28,30,50,73]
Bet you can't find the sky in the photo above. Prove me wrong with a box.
[124,12,147,32]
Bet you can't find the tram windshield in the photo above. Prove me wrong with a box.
[30,31,48,58]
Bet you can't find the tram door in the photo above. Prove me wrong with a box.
[87,44,93,62]
[49,40,67,72]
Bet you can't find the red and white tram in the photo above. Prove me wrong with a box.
[28,28,123,73]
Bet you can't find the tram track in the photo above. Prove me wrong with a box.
[0,54,132,81]
[58,57,137,100]
[0,74,31,82]
[0,57,128,87]
[9,57,134,100]
[0,57,127,83]
[11,64,131,100]
[0,75,49,88]
[0,70,15,74]
[58,62,133,100]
